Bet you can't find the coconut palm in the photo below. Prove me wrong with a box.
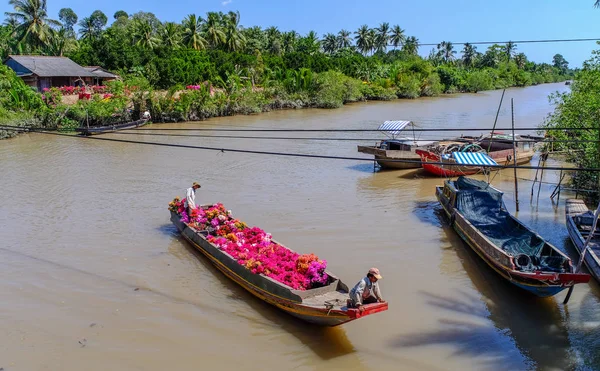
[5,0,60,49]
[3,15,19,31]
[182,14,207,50]
[402,36,419,55]
[504,41,516,61]
[437,41,456,62]
[132,18,160,49]
[223,10,245,52]
[374,22,390,53]
[322,33,337,54]
[389,25,405,49]
[514,52,527,69]
[265,26,281,54]
[77,17,94,40]
[160,22,182,49]
[48,27,77,56]
[354,24,372,55]
[461,43,476,67]
[337,29,352,49]
[298,30,320,55]
[281,31,297,54]
[203,11,225,48]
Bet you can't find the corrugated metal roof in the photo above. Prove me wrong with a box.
[377,120,412,135]
[7,55,97,77]
[452,152,498,166]
[83,66,119,78]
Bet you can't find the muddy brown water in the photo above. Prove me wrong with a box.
[2,83,600,370]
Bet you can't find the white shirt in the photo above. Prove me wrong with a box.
[185,187,197,210]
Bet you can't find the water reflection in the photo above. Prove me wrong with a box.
[402,201,574,370]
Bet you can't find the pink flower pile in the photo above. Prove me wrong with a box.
[170,200,328,290]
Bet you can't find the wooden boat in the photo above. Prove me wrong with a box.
[358,138,437,169]
[75,118,148,136]
[357,120,440,170]
[565,199,600,283]
[417,133,537,177]
[169,207,388,326]
[436,177,590,297]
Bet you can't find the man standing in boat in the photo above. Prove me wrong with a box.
[184,182,201,215]
[349,268,385,311]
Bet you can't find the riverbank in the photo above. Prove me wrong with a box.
[0,72,569,140]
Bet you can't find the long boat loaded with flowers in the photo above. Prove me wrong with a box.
[168,197,388,326]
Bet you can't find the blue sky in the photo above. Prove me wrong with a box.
[2,0,599,67]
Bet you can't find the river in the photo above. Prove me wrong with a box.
[2,82,599,371]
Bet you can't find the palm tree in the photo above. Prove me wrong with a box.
[5,0,60,49]
[375,22,390,53]
[265,26,281,54]
[48,27,77,56]
[514,52,527,69]
[223,10,245,52]
[504,41,516,61]
[182,14,207,50]
[354,25,372,55]
[132,18,160,49]
[322,33,337,54]
[461,43,476,67]
[337,29,352,49]
[281,31,297,54]
[3,15,19,30]
[389,25,405,49]
[437,41,456,62]
[160,22,182,49]
[77,17,95,40]
[299,30,320,55]
[402,36,419,55]
[203,12,225,48]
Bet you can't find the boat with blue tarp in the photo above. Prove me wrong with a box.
[436,176,590,297]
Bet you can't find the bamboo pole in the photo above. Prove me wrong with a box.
[488,89,506,153]
[511,99,519,212]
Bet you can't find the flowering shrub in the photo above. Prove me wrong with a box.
[168,199,328,290]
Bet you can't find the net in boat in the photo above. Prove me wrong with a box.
[454,177,567,273]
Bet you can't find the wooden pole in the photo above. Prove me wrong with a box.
[488,89,506,153]
[511,98,519,212]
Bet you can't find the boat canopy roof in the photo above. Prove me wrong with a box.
[378,120,413,138]
[452,152,498,166]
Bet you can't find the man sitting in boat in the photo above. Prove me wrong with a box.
[184,182,201,214]
[349,268,385,311]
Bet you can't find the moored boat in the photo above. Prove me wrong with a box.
[565,199,600,283]
[169,205,388,326]
[436,176,590,297]
[357,120,438,170]
[417,133,537,177]
[75,118,149,136]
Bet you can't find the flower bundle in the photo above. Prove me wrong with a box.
[169,200,327,290]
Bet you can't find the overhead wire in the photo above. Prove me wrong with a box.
[416,37,600,47]
[3,125,598,144]
[3,126,600,172]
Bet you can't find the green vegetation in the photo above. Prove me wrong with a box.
[543,46,600,202]
[0,0,573,135]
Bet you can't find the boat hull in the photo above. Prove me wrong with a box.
[417,149,535,177]
[565,199,600,283]
[436,185,588,297]
[76,119,148,136]
[170,211,387,326]
[357,145,422,169]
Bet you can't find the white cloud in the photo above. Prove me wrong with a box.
[222,0,232,5]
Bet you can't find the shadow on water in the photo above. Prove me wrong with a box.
[396,201,575,370]
[164,225,358,362]
[346,162,377,173]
